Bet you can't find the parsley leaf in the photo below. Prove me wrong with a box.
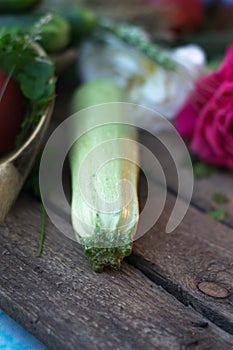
[207,208,226,222]
[212,192,228,205]
[206,192,229,222]
[189,152,226,178]
[193,161,219,178]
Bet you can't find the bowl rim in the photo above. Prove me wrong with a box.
[1,99,55,164]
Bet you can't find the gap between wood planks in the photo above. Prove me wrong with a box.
[1,193,233,350]
[27,102,233,342]
[132,180,233,336]
[39,169,233,337]
[134,131,233,335]
[36,123,233,340]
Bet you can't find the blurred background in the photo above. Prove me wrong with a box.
[37,0,233,61]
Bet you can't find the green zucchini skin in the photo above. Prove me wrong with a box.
[70,79,139,272]
[0,0,42,13]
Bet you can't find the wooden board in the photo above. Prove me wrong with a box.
[128,183,233,335]
[1,71,233,349]
[192,172,233,227]
[1,194,233,349]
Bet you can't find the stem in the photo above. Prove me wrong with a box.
[37,203,46,257]
[0,66,15,103]
[97,18,177,70]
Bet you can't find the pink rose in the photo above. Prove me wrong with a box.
[176,44,233,170]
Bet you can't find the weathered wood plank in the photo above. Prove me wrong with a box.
[128,180,233,335]
[192,172,233,226]
[1,195,233,349]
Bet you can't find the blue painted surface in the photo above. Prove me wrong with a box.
[0,310,47,350]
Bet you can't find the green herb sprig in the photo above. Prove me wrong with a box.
[97,18,177,70]
[37,203,46,257]
[207,192,229,222]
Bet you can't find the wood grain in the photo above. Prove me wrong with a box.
[1,81,232,349]
[1,194,233,349]
[128,180,233,335]
[192,172,233,227]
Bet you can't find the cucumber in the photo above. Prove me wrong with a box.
[70,79,139,272]
[0,0,42,13]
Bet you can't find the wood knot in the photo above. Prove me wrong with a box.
[197,281,229,299]
[33,266,43,274]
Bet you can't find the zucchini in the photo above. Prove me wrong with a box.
[0,0,42,13]
[70,79,139,272]
[0,13,71,52]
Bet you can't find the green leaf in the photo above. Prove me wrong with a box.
[212,192,228,205]
[193,161,219,178]
[207,208,226,222]
[37,203,46,257]
[17,57,55,100]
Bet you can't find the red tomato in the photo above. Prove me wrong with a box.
[0,68,24,155]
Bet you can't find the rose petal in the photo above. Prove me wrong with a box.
[191,80,233,168]
[226,156,233,170]
[218,45,233,81]
[175,70,222,138]
[176,100,199,138]
[191,122,219,164]
[206,117,224,157]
